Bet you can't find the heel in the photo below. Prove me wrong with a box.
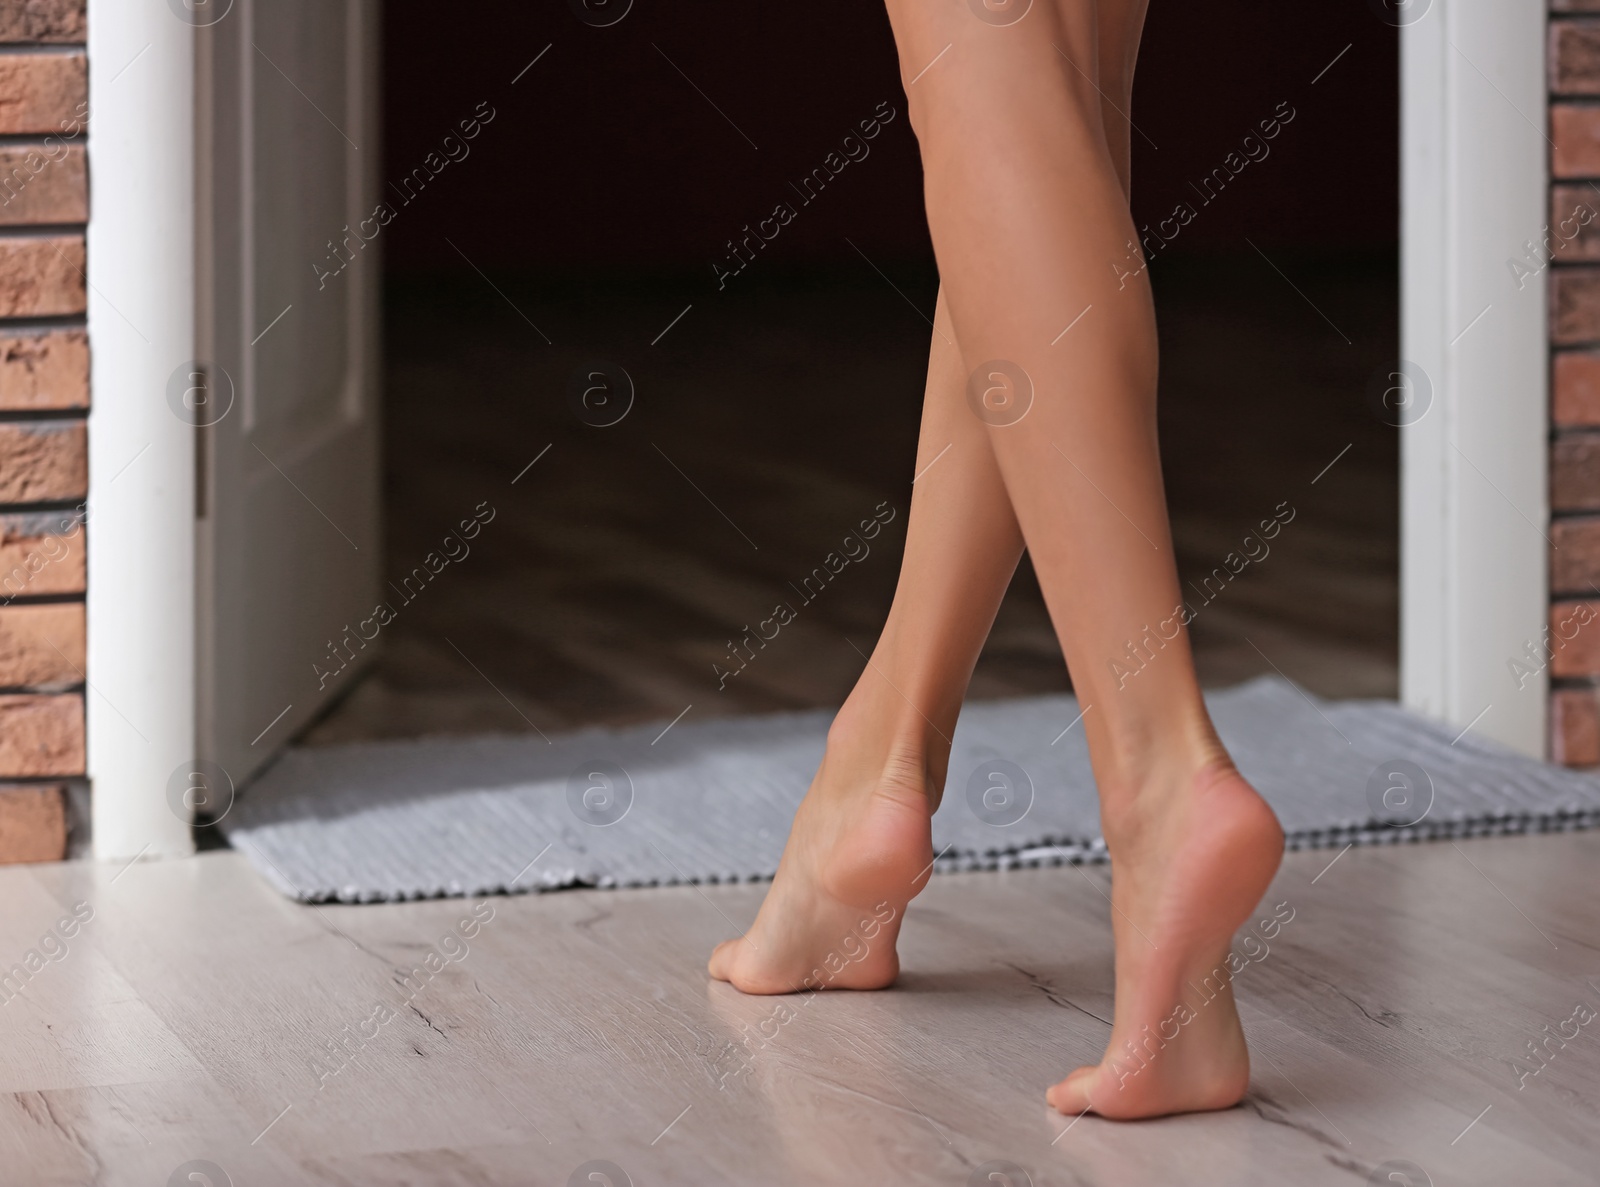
[821,784,935,908]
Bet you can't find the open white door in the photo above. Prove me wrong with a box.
[196,0,382,786]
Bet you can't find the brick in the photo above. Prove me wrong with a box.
[1552,104,1600,178]
[0,143,84,225]
[0,693,81,776]
[1550,688,1600,766]
[1549,600,1600,676]
[1553,350,1600,426]
[1551,20,1600,94]
[0,603,82,688]
[0,1,84,43]
[1550,185,1600,263]
[0,784,65,863]
[0,512,84,598]
[1551,267,1600,343]
[0,53,85,135]
[1552,432,1600,510]
[0,420,85,503]
[0,234,83,317]
[0,329,87,410]
[1552,516,1600,591]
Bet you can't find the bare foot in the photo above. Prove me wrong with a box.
[1046,761,1285,1119]
[708,711,938,995]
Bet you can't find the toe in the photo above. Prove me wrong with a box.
[708,939,739,982]
[1046,1065,1099,1115]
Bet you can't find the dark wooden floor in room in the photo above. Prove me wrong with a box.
[308,250,1399,745]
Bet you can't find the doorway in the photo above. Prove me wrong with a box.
[293,2,1401,750]
[81,0,1550,855]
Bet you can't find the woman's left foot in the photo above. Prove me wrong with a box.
[708,696,939,995]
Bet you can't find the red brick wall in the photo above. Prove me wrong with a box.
[0,0,89,858]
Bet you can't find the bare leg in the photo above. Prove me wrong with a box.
[705,25,1158,993]
[881,0,1282,1118]
[707,0,1154,999]
[713,0,1281,1122]
[708,290,1023,992]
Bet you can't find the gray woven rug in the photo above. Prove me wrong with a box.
[219,677,1600,903]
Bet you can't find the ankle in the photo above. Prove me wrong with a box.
[824,693,949,803]
[1096,747,1234,853]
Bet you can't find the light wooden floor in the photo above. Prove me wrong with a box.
[2,830,1595,1185]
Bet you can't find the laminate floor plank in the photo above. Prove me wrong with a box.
[3,830,1594,1184]
[0,868,204,1096]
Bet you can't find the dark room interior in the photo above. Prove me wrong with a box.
[308,0,1400,745]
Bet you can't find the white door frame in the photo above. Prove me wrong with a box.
[82,2,1553,860]
[1401,0,1549,759]
[86,0,196,861]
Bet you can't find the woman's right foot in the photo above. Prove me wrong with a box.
[1047,759,1285,1120]
[708,704,940,996]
